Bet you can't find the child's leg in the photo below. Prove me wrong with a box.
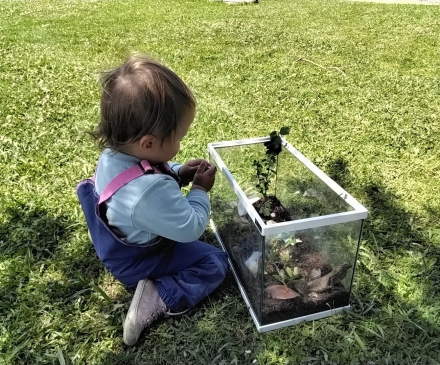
[123,241,228,345]
[149,240,229,310]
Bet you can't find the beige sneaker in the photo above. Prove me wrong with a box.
[123,279,167,346]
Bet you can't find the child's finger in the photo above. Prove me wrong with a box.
[206,163,217,176]
[187,158,207,167]
[188,158,205,167]
[196,161,206,174]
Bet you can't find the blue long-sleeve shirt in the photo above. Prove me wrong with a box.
[94,149,210,245]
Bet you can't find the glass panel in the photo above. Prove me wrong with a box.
[276,147,354,221]
[214,142,353,224]
[209,156,264,323]
[261,220,363,325]
[215,143,275,198]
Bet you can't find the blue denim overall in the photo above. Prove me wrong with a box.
[76,160,228,310]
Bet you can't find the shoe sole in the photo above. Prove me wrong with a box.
[123,279,147,346]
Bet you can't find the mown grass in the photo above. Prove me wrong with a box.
[0,0,439,363]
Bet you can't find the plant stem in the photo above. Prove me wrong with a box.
[271,260,289,289]
[265,157,272,198]
[274,154,278,197]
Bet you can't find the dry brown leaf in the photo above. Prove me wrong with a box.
[265,285,300,300]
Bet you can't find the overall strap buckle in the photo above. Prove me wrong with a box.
[138,160,154,173]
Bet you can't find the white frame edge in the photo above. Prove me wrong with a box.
[208,143,266,229]
[257,305,351,333]
[209,137,270,149]
[261,210,368,236]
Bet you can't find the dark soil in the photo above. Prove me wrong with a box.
[261,289,350,325]
[253,195,291,223]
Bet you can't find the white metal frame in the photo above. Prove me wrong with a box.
[208,136,368,236]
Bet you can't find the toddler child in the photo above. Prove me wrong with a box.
[76,55,229,346]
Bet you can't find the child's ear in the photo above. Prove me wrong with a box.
[139,135,156,151]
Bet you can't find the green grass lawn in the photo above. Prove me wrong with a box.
[1,0,439,363]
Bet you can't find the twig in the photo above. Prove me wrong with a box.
[297,57,346,77]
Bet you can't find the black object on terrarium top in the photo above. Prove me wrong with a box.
[264,127,290,156]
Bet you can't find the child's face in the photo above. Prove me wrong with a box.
[152,106,195,164]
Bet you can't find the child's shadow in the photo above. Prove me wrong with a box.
[0,202,102,316]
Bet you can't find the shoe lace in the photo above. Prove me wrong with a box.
[142,304,167,325]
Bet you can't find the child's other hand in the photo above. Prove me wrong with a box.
[179,159,208,185]
[192,161,217,193]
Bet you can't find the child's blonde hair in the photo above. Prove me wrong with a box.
[92,55,196,151]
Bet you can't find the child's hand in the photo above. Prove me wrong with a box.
[192,161,217,193]
[179,159,208,185]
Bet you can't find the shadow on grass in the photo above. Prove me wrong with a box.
[0,201,115,364]
[0,200,106,307]
[0,203,71,258]
[0,201,102,272]
[325,157,440,356]
[0,203,74,303]
[325,156,431,249]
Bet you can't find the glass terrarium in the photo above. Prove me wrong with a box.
[208,137,368,332]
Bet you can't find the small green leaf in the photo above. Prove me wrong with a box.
[264,207,271,216]
[353,330,367,352]
[111,303,126,311]
[91,283,112,304]
[285,237,297,246]
[279,270,285,280]
[270,131,277,137]
[285,267,294,277]
[58,348,67,365]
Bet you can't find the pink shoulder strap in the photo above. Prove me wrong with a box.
[98,160,154,205]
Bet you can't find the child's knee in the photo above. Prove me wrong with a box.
[210,251,229,279]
